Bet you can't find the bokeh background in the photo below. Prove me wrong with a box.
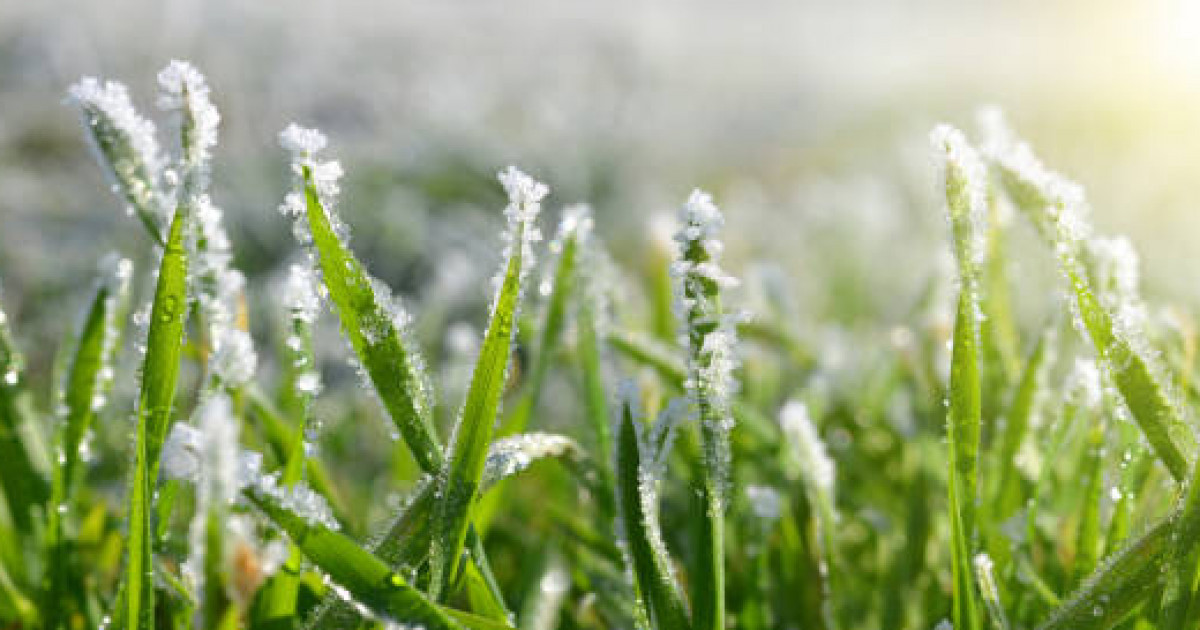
[2,0,1200,410]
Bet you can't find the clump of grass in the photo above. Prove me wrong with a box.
[6,60,1200,630]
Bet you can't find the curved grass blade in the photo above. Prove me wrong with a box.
[431,167,544,598]
[615,396,691,630]
[1074,419,1106,584]
[1037,518,1171,630]
[43,256,132,627]
[1160,450,1200,627]
[981,110,1193,480]
[246,487,463,629]
[307,433,580,628]
[120,202,192,630]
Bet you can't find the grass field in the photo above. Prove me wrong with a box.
[5,7,1200,627]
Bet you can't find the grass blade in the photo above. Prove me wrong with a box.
[673,190,740,630]
[42,256,132,626]
[1037,518,1171,630]
[981,110,1193,480]
[121,201,192,630]
[432,167,544,597]
[615,392,691,630]
[281,126,441,472]
[246,485,463,629]
[932,125,989,630]
[0,297,50,538]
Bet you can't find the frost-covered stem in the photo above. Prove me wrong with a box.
[158,61,256,395]
[673,189,739,630]
[932,124,989,630]
[67,77,167,245]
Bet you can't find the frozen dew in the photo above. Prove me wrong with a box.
[492,166,547,295]
[67,76,167,232]
[780,400,836,501]
[156,60,220,194]
[929,124,989,280]
[281,263,323,324]
[672,188,742,509]
[482,432,579,490]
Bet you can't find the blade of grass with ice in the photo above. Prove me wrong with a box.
[246,486,463,629]
[283,127,440,472]
[615,395,691,630]
[981,109,1192,480]
[431,167,543,598]
[932,124,987,630]
[673,190,740,630]
[121,201,192,630]
[1037,517,1171,630]
[42,256,131,626]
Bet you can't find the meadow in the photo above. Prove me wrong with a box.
[2,42,1200,630]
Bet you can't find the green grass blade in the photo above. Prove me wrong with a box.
[246,486,463,629]
[0,298,50,537]
[285,133,440,472]
[121,202,192,630]
[1160,450,1200,627]
[993,329,1052,519]
[503,205,586,435]
[933,125,988,630]
[43,256,132,626]
[982,112,1193,481]
[431,167,544,598]
[673,191,739,630]
[1037,518,1171,630]
[578,270,615,520]
[615,395,691,630]
[1074,419,1106,584]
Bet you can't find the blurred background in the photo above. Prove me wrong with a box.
[2,0,1200,398]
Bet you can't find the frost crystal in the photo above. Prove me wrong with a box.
[672,189,742,509]
[780,400,836,500]
[282,263,323,324]
[482,433,579,490]
[156,60,220,195]
[493,166,547,294]
[930,124,989,277]
[67,76,167,234]
[192,196,257,389]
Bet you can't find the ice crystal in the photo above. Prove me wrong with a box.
[780,400,836,500]
[67,76,167,234]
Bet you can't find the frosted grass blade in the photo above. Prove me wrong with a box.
[283,129,441,472]
[121,202,192,630]
[432,167,543,598]
[615,396,691,630]
[43,256,131,626]
[246,487,463,629]
[981,110,1192,480]
[932,125,988,630]
[1037,518,1171,630]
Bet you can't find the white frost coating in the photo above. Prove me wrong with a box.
[279,123,327,155]
[930,124,989,275]
[253,471,340,531]
[156,60,219,193]
[182,394,241,611]
[67,76,167,229]
[88,254,133,412]
[973,552,1009,627]
[976,107,1092,247]
[192,196,258,389]
[672,189,742,509]
[1066,358,1103,410]
[780,400,836,500]
[493,166,547,294]
[278,123,347,246]
[482,432,579,490]
[281,263,323,324]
